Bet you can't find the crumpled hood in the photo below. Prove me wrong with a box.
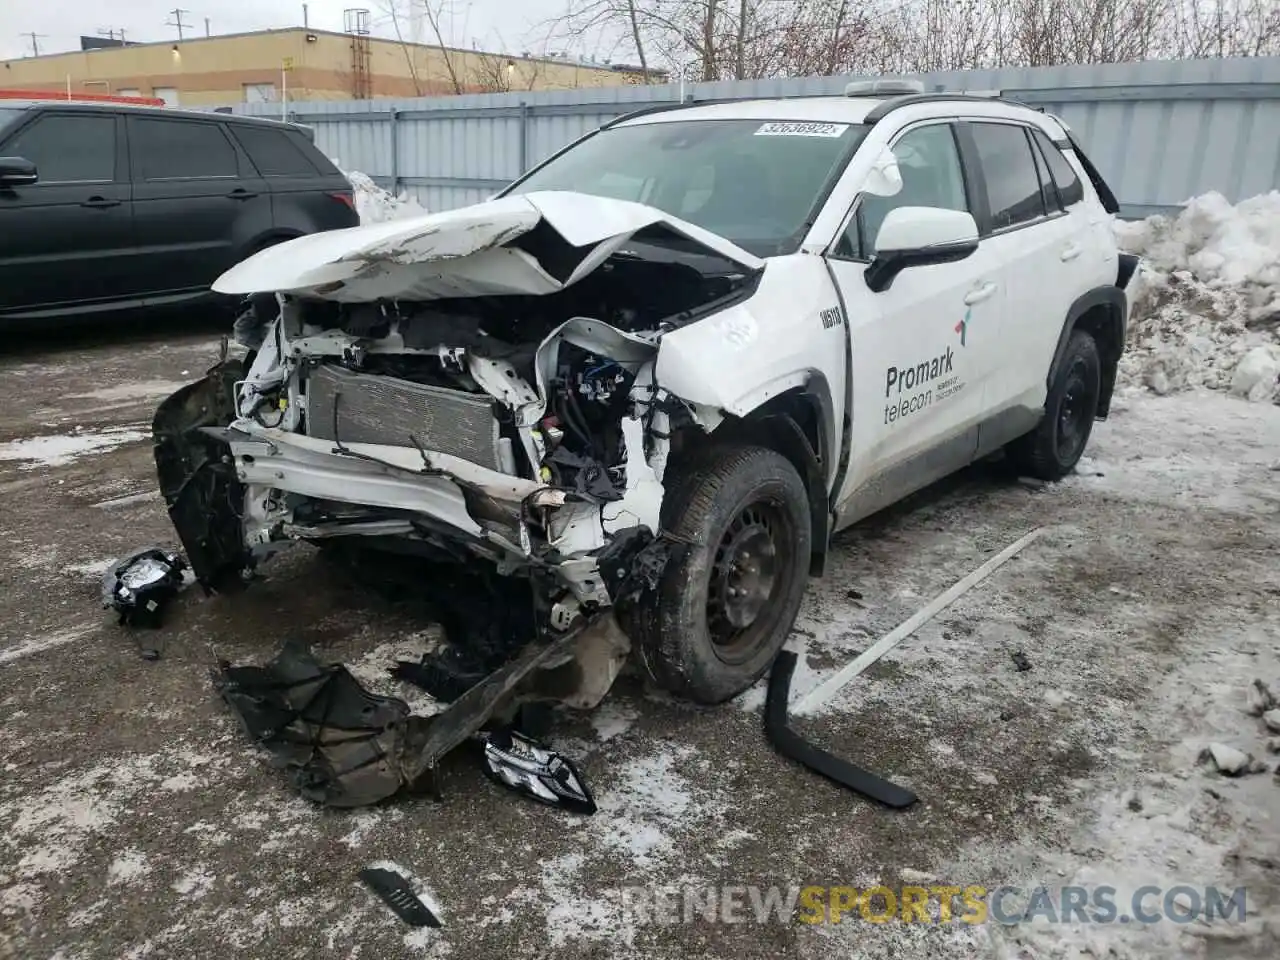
[213,190,764,303]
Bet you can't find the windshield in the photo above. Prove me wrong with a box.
[507,118,867,257]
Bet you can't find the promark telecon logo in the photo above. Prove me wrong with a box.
[954,307,971,346]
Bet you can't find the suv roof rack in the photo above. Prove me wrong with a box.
[864,91,1039,124]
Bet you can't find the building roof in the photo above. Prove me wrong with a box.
[0,26,665,75]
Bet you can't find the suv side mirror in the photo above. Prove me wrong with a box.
[865,206,979,292]
[0,157,38,187]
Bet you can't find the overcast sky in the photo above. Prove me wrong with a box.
[1,1,611,62]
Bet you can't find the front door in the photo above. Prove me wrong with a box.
[0,111,136,321]
[825,121,1005,526]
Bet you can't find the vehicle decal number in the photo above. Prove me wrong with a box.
[755,121,849,138]
[820,307,842,329]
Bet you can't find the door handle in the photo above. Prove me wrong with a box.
[226,188,258,201]
[963,281,998,305]
[1060,243,1083,261]
[81,196,121,209]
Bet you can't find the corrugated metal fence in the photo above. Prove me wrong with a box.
[233,56,1280,219]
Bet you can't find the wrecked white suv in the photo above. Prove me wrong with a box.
[156,84,1136,725]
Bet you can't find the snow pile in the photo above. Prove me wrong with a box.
[339,167,428,224]
[1115,191,1280,402]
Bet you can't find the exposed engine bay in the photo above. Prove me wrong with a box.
[156,208,760,642]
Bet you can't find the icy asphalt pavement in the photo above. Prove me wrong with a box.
[1,330,1278,960]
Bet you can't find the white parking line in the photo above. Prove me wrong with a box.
[0,624,99,665]
[793,526,1047,715]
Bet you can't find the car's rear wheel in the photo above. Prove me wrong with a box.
[630,445,811,704]
[1007,329,1101,480]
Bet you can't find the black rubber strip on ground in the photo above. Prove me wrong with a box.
[359,868,442,928]
[764,650,919,809]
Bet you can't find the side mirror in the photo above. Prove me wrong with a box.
[0,157,38,187]
[865,206,979,292]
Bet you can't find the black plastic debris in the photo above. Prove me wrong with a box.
[214,640,421,807]
[360,868,441,928]
[479,727,597,814]
[102,547,187,638]
[765,650,917,809]
[1011,650,1033,672]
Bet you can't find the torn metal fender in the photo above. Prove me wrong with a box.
[153,360,251,591]
[212,191,763,303]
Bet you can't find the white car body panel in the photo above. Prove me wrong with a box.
[213,190,762,302]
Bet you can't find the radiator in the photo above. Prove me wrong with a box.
[306,364,503,471]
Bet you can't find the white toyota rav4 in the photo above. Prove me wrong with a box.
[156,83,1137,717]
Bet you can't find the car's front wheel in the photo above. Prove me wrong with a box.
[630,445,811,704]
[1007,329,1102,480]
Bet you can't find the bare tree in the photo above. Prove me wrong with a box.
[376,0,426,95]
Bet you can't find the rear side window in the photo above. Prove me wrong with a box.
[5,114,115,183]
[970,123,1045,231]
[132,118,238,180]
[232,124,321,176]
[1031,128,1084,207]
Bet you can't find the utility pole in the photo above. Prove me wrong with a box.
[97,27,129,44]
[23,32,47,56]
[166,8,191,41]
[204,17,211,38]
[303,4,309,29]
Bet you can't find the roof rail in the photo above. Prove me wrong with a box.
[863,91,1038,124]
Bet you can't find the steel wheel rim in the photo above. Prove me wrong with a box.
[706,498,790,663]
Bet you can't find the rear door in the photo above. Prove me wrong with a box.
[127,115,273,301]
[958,120,1079,430]
[229,122,359,234]
[0,110,136,321]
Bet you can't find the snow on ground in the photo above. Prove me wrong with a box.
[1116,192,1280,402]
[338,166,429,224]
[0,425,149,469]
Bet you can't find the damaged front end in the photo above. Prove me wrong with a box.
[154,191,763,802]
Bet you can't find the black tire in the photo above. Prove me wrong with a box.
[631,445,811,705]
[1007,330,1102,480]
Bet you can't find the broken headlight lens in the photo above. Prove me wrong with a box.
[480,727,597,814]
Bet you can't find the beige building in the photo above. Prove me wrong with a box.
[0,28,663,107]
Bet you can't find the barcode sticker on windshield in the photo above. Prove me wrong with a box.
[754,121,849,138]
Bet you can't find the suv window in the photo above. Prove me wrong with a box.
[4,114,115,183]
[840,123,969,259]
[132,118,238,180]
[1030,128,1084,207]
[232,124,321,176]
[970,123,1045,231]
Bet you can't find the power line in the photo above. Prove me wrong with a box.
[97,27,129,44]
[22,31,47,56]
[166,8,191,41]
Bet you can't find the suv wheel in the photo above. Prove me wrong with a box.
[630,445,811,705]
[1007,330,1102,480]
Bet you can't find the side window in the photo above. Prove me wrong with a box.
[839,123,969,260]
[4,114,115,183]
[232,125,321,177]
[132,119,239,180]
[970,123,1046,231]
[1029,132,1061,214]
[1031,128,1084,207]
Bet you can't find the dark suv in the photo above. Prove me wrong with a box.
[0,100,358,327]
